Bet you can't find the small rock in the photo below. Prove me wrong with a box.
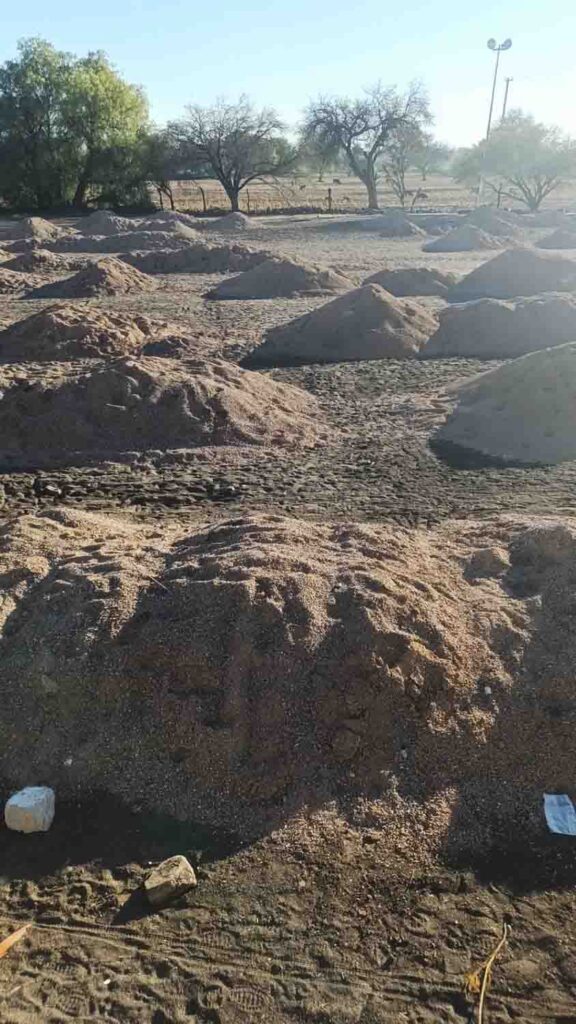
[144,855,197,908]
[5,786,55,833]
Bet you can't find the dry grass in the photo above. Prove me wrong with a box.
[166,172,576,215]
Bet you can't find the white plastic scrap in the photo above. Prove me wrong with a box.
[543,793,576,836]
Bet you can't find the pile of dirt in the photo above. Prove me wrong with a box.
[0,216,70,242]
[242,284,437,367]
[1,506,575,848]
[0,355,327,469]
[206,256,353,299]
[364,266,457,296]
[537,229,576,250]
[464,206,522,238]
[423,225,503,253]
[50,230,198,253]
[122,242,270,275]
[0,305,196,362]
[208,212,252,232]
[433,342,576,464]
[362,211,425,237]
[2,249,86,274]
[26,258,156,299]
[140,211,201,233]
[76,211,137,235]
[0,269,39,293]
[424,293,576,359]
[448,248,576,300]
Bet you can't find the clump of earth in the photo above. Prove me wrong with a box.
[207,255,353,299]
[0,305,200,362]
[423,224,503,253]
[423,293,576,359]
[50,229,198,253]
[537,229,576,250]
[26,257,156,298]
[0,355,329,469]
[0,216,71,242]
[242,283,437,366]
[0,506,574,851]
[123,242,270,275]
[448,248,576,300]
[433,342,576,464]
[363,266,457,296]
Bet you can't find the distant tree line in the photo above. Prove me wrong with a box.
[1,37,575,213]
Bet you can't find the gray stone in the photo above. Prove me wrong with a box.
[144,855,197,908]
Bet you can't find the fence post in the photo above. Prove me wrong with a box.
[327,187,333,213]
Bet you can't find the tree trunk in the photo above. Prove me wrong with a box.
[366,176,379,210]
[229,189,240,212]
[73,176,90,208]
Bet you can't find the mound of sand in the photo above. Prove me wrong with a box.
[76,211,137,236]
[0,269,38,294]
[122,242,269,275]
[0,506,574,848]
[2,249,86,274]
[1,216,70,242]
[242,284,436,367]
[464,206,522,238]
[207,256,353,299]
[207,212,252,233]
[0,305,197,362]
[424,293,576,359]
[423,225,503,253]
[537,229,576,250]
[359,211,426,237]
[0,355,327,469]
[0,268,39,292]
[50,230,198,254]
[140,211,200,233]
[434,342,576,464]
[448,248,576,301]
[26,258,156,299]
[364,267,457,297]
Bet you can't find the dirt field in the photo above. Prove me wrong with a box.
[166,172,576,215]
[1,211,576,1024]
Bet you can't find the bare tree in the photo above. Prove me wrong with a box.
[171,96,297,212]
[303,82,431,209]
[379,126,423,206]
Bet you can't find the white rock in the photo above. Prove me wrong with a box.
[144,855,197,908]
[5,786,55,833]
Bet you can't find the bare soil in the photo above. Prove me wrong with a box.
[0,212,575,1024]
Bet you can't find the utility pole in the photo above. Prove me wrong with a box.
[478,38,512,206]
[501,77,513,121]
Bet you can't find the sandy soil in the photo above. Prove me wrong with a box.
[0,212,575,1024]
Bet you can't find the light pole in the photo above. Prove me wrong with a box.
[478,37,512,206]
[501,77,513,121]
[486,38,512,140]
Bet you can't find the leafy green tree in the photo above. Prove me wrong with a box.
[0,38,149,209]
[63,52,148,207]
[171,96,297,211]
[453,112,576,211]
[303,82,431,209]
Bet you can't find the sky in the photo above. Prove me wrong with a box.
[2,0,575,146]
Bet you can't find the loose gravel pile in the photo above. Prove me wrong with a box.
[537,229,576,250]
[50,230,198,253]
[0,216,71,242]
[2,249,86,274]
[76,211,137,235]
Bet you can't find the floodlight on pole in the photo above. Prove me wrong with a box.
[486,38,512,140]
